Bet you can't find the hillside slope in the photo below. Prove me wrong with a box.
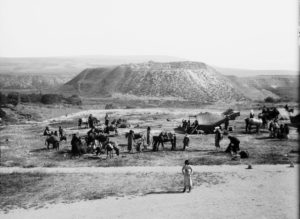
[0,74,69,90]
[228,75,298,101]
[62,61,246,102]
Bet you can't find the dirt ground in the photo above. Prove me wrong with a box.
[0,104,299,218]
[0,107,299,167]
[0,165,298,219]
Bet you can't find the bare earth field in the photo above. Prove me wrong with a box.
[0,104,299,218]
[0,165,298,219]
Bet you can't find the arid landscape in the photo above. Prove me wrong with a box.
[0,55,299,219]
[0,95,299,218]
[0,0,299,217]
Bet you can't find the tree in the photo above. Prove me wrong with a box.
[264,96,275,103]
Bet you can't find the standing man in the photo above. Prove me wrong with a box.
[183,134,190,151]
[127,130,134,153]
[224,116,229,130]
[105,113,109,126]
[146,127,151,146]
[171,133,177,150]
[214,126,222,150]
[182,160,193,193]
[58,126,64,138]
[88,114,94,129]
[283,124,289,139]
[158,131,165,150]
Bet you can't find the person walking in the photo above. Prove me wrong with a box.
[183,134,190,151]
[182,160,193,193]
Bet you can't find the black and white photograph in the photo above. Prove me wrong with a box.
[0,0,299,218]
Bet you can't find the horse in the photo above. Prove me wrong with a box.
[245,117,263,133]
[152,132,175,151]
[45,136,60,150]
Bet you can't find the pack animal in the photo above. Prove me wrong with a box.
[45,136,60,150]
[245,117,263,133]
[152,132,175,151]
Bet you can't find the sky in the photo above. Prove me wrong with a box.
[0,0,299,70]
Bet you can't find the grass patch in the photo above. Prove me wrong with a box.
[0,171,224,212]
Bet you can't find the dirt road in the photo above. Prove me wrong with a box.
[0,165,298,219]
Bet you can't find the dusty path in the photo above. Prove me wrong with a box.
[0,164,296,174]
[1,165,298,219]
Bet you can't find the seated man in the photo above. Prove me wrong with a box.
[43,126,51,136]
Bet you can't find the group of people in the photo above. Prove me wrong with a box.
[250,107,290,139]
[182,119,199,133]
[43,126,67,141]
[269,120,289,139]
[214,125,241,155]
[125,127,192,153]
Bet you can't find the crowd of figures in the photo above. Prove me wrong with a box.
[125,128,191,152]
[41,105,293,160]
[43,126,67,150]
[246,105,290,139]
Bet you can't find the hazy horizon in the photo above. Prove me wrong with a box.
[0,54,299,75]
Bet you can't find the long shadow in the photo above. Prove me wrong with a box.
[184,149,215,153]
[145,190,183,195]
[30,148,49,152]
[255,136,272,140]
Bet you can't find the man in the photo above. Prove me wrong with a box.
[146,127,151,146]
[183,134,190,151]
[250,110,255,119]
[226,135,240,154]
[283,124,289,139]
[43,126,51,136]
[171,133,177,150]
[224,116,229,130]
[58,126,64,138]
[214,126,222,150]
[127,130,134,153]
[105,113,109,126]
[88,114,94,129]
[71,134,81,156]
[182,160,193,193]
